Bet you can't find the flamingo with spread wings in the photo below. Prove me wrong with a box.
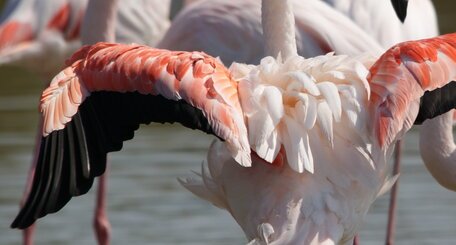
[10,0,456,244]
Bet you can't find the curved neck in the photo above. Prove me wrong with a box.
[261,0,297,59]
[81,0,119,45]
[419,112,456,191]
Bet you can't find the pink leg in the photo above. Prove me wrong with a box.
[353,235,359,245]
[20,117,43,245]
[93,163,111,245]
[22,224,36,245]
[385,141,402,245]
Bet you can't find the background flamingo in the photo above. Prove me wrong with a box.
[9,0,456,244]
[0,0,171,77]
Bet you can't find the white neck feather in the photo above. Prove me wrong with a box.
[261,0,297,60]
[419,112,456,191]
[81,0,119,45]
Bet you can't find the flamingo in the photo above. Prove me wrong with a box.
[0,0,86,77]
[1,0,444,243]
[4,1,382,244]
[10,0,456,244]
[0,0,171,77]
[1,0,444,244]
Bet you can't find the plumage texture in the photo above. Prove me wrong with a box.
[234,53,372,173]
[40,43,250,164]
[12,42,253,228]
[181,33,456,244]
[368,33,456,148]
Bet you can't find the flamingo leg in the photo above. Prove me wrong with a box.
[22,224,35,245]
[353,235,359,245]
[385,141,402,245]
[93,163,111,245]
[21,117,43,245]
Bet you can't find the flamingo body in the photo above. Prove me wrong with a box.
[324,0,438,47]
[158,0,383,65]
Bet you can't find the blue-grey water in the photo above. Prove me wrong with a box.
[1,1,456,244]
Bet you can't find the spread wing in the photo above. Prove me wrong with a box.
[11,42,250,229]
[368,32,456,148]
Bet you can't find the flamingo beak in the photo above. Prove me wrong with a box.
[391,0,408,23]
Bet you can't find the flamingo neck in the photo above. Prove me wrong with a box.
[261,0,297,60]
[419,112,456,191]
[81,0,119,45]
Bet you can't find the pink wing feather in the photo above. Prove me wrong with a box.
[369,33,456,148]
[12,42,251,229]
[41,42,250,163]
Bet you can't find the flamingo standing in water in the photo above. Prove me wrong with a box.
[2,1,382,244]
[1,0,445,243]
[1,0,446,243]
[9,0,456,244]
[2,0,381,243]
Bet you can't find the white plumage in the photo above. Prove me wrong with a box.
[181,52,388,244]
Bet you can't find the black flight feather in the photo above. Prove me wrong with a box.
[415,81,456,124]
[11,91,215,229]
